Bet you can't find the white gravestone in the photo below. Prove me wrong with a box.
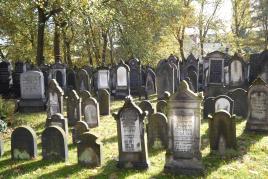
[215,98,230,113]
[117,67,127,86]
[230,60,243,83]
[98,70,109,89]
[85,104,98,126]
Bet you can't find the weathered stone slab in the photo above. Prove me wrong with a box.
[98,89,110,116]
[67,90,81,126]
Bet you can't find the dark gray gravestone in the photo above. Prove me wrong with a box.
[0,61,12,96]
[12,61,26,97]
[164,80,204,176]
[147,112,168,149]
[246,77,268,132]
[77,132,103,167]
[188,71,198,92]
[128,58,141,95]
[181,53,198,81]
[11,126,37,160]
[39,63,50,95]
[47,79,64,119]
[42,126,68,161]
[98,89,110,116]
[145,68,156,96]
[18,70,46,112]
[227,88,248,118]
[156,59,174,99]
[109,65,117,95]
[115,60,130,98]
[203,97,214,119]
[156,100,168,116]
[76,69,91,92]
[79,90,91,114]
[259,50,268,83]
[67,90,81,126]
[208,111,236,155]
[72,121,89,144]
[0,138,3,157]
[50,61,67,90]
[46,113,68,136]
[66,69,76,94]
[113,96,149,169]
[138,100,154,117]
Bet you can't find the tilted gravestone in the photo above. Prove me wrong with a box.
[0,138,3,157]
[18,70,46,112]
[66,69,76,94]
[67,90,81,126]
[115,60,130,98]
[208,110,236,155]
[77,132,103,167]
[47,79,64,119]
[138,100,154,117]
[113,96,149,169]
[76,69,91,92]
[246,77,268,132]
[156,59,174,99]
[0,61,12,95]
[98,89,110,116]
[11,126,37,160]
[128,58,142,96]
[72,121,89,144]
[156,100,168,116]
[97,67,110,90]
[164,80,204,176]
[147,112,168,149]
[50,61,67,90]
[46,113,68,136]
[145,67,156,97]
[42,126,68,161]
[227,88,248,118]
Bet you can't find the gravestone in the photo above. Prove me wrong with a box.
[115,60,130,98]
[12,61,27,97]
[110,65,117,95]
[50,61,67,90]
[76,69,91,92]
[259,50,268,83]
[156,59,174,99]
[145,68,156,97]
[0,138,3,157]
[18,70,46,112]
[66,69,76,94]
[98,89,110,116]
[81,92,100,128]
[39,62,50,95]
[77,132,102,167]
[246,77,268,132]
[168,54,180,85]
[203,97,214,119]
[138,100,154,117]
[72,121,89,144]
[164,80,204,176]
[47,79,64,119]
[208,111,236,155]
[67,90,81,126]
[128,58,142,95]
[11,126,37,160]
[185,77,195,92]
[0,61,12,95]
[227,88,248,118]
[97,67,110,90]
[42,126,68,161]
[181,53,198,81]
[188,71,198,92]
[214,95,234,114]
[46,113,68,136]
[147,112,168,149]
[113,96,149,169]
[156,100,168,116]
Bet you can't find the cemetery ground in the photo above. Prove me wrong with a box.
[1,96,268,179]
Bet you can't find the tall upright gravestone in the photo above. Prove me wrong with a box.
[50,61,67,90]
[246,77,268,132]
[0,61,12,96]
[66,69,76,94]
[12,61,27,97]
[98,89,110,116]
[128,58,142,96]
[145,67,156,97]
[67,90,81,126]
[113,96,149,169]
[97,67,110,90]
[164,80,204,176]
[76,69,91,92]
[115,60,130,98]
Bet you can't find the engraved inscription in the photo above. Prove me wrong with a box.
[251,92,267,120]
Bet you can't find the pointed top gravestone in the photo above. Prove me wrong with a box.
[72,121,89,144]
[67,90,81,126]
[76,69,91,92]
[81,94,100,128]
[138,100,154,117]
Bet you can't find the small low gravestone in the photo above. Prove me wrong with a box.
[77,132,103,167]
[46,113,68,137]
[164,80,204,176]
[113,96,149,169]
[208,110,236,155]
[42,126,68,161]
[0,138,3,157]
[138,100,154,117]
[147,112,168,149]
[67,90,81,126]
[47,79,64,119]
[227,88,248,118]
[156,100,168,116]
[11,126,37,160]
[246,77,268,132]
[98,89,110,116]
[72,121,89,144]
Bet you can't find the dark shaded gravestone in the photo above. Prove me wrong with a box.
[42,126,68,162]
[164,80,204,176]
[46,113,68,136]
[185,77,195,92]
[168,54,180,88]
[81,91,100,128]
[227,88,248,118]
[156,59,174,99]
[97,67,110,90]
[11,126,37,160]
[208,110,236,155]
[39,62,50,95]
[47,79,64,119]
[77,132,103,167]
[0,61,12,95]
[138,100,154,117]
[128,58,142,96]
[259,50,268,83]
[50,61,67,90]
[113,96,149,169]
[109,65,117,95]
[18,70,46,112]
[115,60,130,98]
[12,61,26,97]
[147,112,168,149]
[98,89,110,116]
[0,138,3,157]
[66,69,76,94]
[203,97,214,119]
[76,69,91,92]
[156,100,168,116]
[246,77,268,132]
[145,67,156,97]
[67,90,81,126]
[72,121,89,144]
[188,71,198,92]
[181,53,198,81]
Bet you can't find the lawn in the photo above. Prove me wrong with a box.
[0,96,268,179]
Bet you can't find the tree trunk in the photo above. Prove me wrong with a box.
[54,20,61,62]
[101,30,108,64]
[36,8,46,65]
[109,32,114,64]
[66,42,72,66]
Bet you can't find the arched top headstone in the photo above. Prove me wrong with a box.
[139,100,154,116]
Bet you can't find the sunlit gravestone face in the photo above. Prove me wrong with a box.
[98,70,109,89]
[49,92,59,115]
[117,67,127,86]
[230,60,243,83]
[250,92,267,120]
[215,98,230,113]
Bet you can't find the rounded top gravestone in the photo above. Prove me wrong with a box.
[138,100,154,116]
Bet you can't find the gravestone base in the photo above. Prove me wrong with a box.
[117,160,149,170]
[115,89,130,99]
[246,122,268,132]
[18,99,46,113]
[164,158,204,176]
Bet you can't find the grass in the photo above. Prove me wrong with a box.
[1,96,268,179]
